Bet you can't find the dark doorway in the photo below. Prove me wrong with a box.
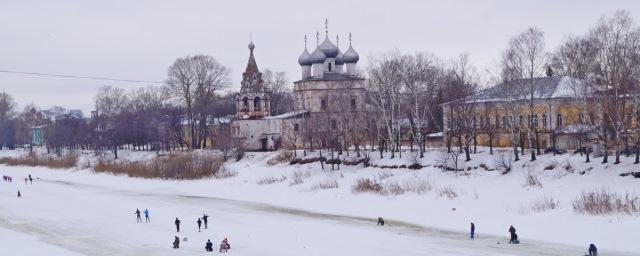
[261,138,268,151]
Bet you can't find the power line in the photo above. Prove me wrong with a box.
[0,70,165,84]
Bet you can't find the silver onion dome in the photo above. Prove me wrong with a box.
[309,47,327,64]
[318,37,339,58]
[343,45,359,63]
[298,48,312,66]
[335,50,345,65]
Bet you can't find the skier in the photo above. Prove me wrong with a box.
[205,239,213,251]
[175,218,181,232]
[197,218,202,232]
[202,214,209,229]
[377,217,384,226]
[143,209,150,222]
[135,209,142,223]
[588,244,598,256]
[173,236,180,249]
[508,225,518,244]
[17,190,21,198]
[470,222,475,239]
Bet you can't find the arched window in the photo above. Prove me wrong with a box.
[242,97,249,108]
[519,115,523,127]
[328,62,333,71]
[502,116,507,128]
[542,114,547,128]
[321,99,327,110]
[495,115,500,128]
[534,115,538,128]
[557,113,563,127]
[254,97,261,111]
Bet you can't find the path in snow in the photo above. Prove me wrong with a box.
[0,176,634,256]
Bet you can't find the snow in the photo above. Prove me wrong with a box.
[0,148,639,255]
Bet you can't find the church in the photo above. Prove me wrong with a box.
[231,21,365,151]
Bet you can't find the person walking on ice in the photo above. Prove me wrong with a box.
[377,217,384,226]
[197,218,202,232]
[17,190,21,198]
[470,222,475,239]
[143,209,150,223]
[175,218,181,232]
[28,174,33,184]
[205,239,213,251]
[135,209,142,223]
[202,214,209,229]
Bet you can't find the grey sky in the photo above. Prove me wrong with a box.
[1,0,639,114]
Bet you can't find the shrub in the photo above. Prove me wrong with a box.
[531,196,560,212]
[573,188,640,215]
[289,170,311,185]
[402,178,432,194]
[311,179,339,190]
[352,178,383,193]
[438,186,458,199]
[0,152,79,169]
[257,175,287,185]
[525,173,543,188]
[384,180,405,195]
[267,150,293,165]
[93,153,223,179]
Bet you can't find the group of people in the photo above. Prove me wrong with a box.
[24,174,33,185]
[472,223,597,255]
[2,175,13,182]
[171,214,230,252]
[134,209,150,223]
[205,237,230,252]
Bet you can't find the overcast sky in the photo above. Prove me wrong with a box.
[2,0,640,114]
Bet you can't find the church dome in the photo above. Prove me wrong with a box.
[343,45,359,63]
[298,48,312,66]
[309,47,327,64]
[248,41,255,51]
[318,37,339,58]
[335,50,345,65]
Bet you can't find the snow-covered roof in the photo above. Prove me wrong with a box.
[264,110,309,119]
[426,132,443,138]
[456,76,589,104]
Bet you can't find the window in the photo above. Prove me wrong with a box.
[254,97,261,111]
[519,115,523,127]
[242,97,249,108]
[321,99,327,110]
[294,123,299,132]
[557,113,563,127]
[473,117,477,128]
[502,116,507,128]
[495,115,500,128]
[485,116,490,128]
[331,119,337,130]
[534,115,538,128]
[351,98,356,110]
[542,114,547,128]
[328,62,332,72]
[579,113,584,124]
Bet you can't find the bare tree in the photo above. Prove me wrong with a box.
[166,55,231,149]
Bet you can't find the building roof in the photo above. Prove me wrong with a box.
[294,72,364,83]
[456,76,588,105]
[264,110,309,119]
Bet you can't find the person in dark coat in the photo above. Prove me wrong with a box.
[377,217,384,226]
[28,174,33,184]
[17,190,21,198]
[470,222,475,239]
[589,244,598,256]
[205,239,213,251]
[173,236,180,249]
[202,214,209,229]
[197,218,202,232]
[175,218,181,232]
[135,209,142,223]
[508,225,517,243]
